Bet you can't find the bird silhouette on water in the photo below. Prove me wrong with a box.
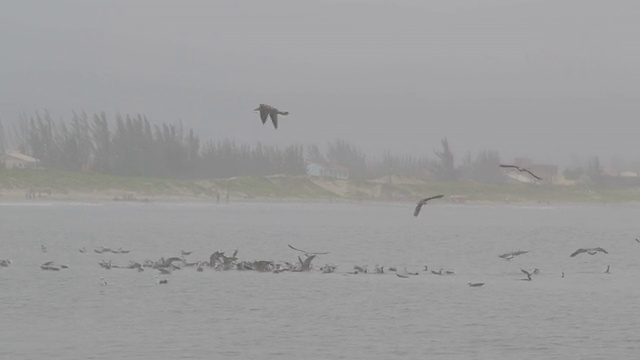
[254,104,289,129]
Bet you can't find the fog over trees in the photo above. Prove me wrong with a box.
[1,111,520,183]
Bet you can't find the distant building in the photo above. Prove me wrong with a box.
[307,162,349,180]
[0,151,39,169]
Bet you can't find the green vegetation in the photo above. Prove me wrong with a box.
[2,169,640,203]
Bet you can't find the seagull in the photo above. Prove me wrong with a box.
[414,194,445,217]
[605,265,610,274]
[296,254,316,272]
[499,164,542,180]
[570,247,608,257]
[254,104,289,129]
[468,282,485,287]
[499,250,529,261]
[287,245,329,256]
[520,268,533,281]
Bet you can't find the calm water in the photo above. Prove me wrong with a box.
[1,200,639,359]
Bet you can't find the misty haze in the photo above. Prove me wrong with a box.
[2,1,640,359]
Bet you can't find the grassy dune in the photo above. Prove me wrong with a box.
[1,169,639,203]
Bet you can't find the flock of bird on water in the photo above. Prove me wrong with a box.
[0,105,626,287]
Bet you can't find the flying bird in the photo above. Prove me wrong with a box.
[520,268,533,281]
[414,195,445,217]
[498,250,529,260]
[468,282,485,287]
[287,244,329,256]
[499,164,542,180]
[570,247,609,257]
[254,104,289,129]
[605,265,611,274]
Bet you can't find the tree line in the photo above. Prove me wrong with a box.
[0,110,510,183]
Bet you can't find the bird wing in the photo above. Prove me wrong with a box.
[499,164,518,169]
[301,255,316,269]
[520,268,531,276]
[269,112,278,129]
[287,244,329,255]
[522,168,542,180]
[424,194,445,202]
[259,109,268,124]
[594,247,609,254]
[570,248,586,257]
[413,202,424,217]
[288,244,307,253]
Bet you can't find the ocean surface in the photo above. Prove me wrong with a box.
[1,200,639,359]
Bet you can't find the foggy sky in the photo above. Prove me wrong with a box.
[2,0,640,168]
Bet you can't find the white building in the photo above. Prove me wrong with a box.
[1,151,39,169]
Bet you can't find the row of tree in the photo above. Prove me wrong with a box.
[0,111,517,183]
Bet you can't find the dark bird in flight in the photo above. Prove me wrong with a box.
[499,164,542,180]
[520,268,533,281]
[605,265,610,274]
[254,104,289,129]
[468,282,485,287]
[287,244,329,256]
[498,250,529,261]
[570,247,609,257]
[414,195,445,217]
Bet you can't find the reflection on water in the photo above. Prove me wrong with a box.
[1,201,639,359]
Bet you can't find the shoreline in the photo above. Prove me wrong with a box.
[0,188,630,207]
[1,170,639,205]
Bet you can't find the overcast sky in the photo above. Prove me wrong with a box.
[2,0,639,167]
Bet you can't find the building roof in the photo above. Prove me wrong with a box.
[1,151,39,163]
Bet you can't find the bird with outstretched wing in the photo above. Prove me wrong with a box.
[570,247,608,257]
[499,164,543,180]
[414,194,445,217]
